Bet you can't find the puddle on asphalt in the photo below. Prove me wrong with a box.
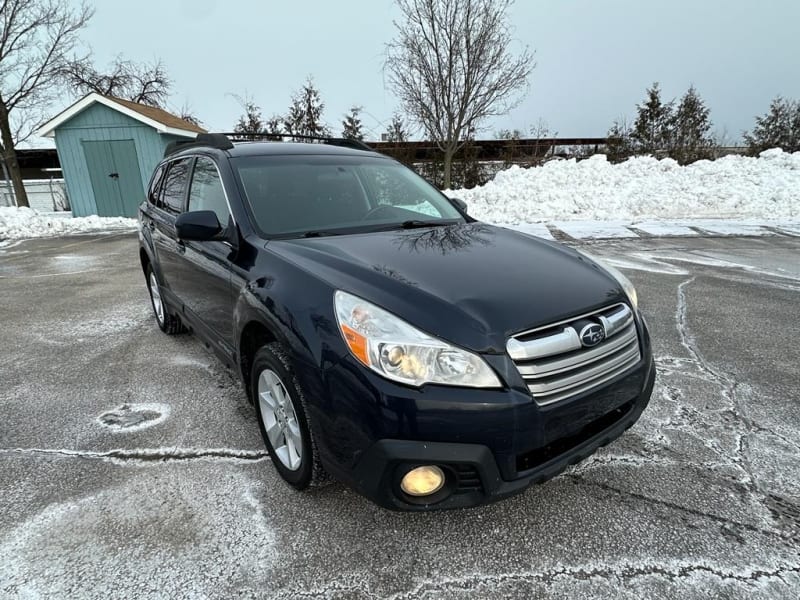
[97,403,170,432]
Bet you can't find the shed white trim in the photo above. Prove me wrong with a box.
[36,93,201,139]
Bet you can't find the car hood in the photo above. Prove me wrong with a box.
[269,222,625,353]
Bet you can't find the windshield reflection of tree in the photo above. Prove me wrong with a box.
[393,223,493,255]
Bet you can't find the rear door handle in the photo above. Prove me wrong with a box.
[176,240,186,254]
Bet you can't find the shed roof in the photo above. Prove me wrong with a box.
[36,93,206,138]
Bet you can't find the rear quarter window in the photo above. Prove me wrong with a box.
[147,164,166,208]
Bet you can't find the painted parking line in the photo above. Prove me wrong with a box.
[551,221,639,239]
[505,223,555,240]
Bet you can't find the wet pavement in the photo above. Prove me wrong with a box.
[1,232,799,599]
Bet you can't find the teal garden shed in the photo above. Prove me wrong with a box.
[37,93,205,217]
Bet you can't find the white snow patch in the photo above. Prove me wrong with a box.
[0,206,136,240]
[0,472,276,597]
[448,150,800,224]
[169,355,215,370]
[96,403,171,433]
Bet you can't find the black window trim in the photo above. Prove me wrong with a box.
[152,153,237,226]
[156,155,194,216]
[146,163,168,209]
[186,154,236,227]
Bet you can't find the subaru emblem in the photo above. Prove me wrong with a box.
[579,323,605,347]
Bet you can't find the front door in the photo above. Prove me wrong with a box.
[83,139,145,217]
[175,156,234,350]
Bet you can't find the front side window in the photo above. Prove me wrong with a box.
[233,155,463,237]
[187,157,229,226]
[160,158,192,215]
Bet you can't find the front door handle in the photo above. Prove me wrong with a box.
[109,172,119,180]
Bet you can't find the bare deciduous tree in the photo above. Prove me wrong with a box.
[386,0,533,188]
[177,101,203,128]
[63,57,171,107]
[0,0,92,207]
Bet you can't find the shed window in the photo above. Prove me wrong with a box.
[160,158,192,214]
[188,157,229,226]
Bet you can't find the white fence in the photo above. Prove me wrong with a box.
[0,179,69,212]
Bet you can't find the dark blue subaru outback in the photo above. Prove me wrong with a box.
[138,133,654,510]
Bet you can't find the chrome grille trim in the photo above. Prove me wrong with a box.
[506,327,581,361]
[515,323,637,378]
[508,303,641,406]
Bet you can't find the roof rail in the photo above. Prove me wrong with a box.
[221,132,373,152]
[164,133,234,157]
[165,133,374,157]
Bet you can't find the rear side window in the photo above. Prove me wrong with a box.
[160,158,192,214]
[148,164,166,208]
[187,157,229,226]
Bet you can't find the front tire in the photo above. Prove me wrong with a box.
[252,342,325,489]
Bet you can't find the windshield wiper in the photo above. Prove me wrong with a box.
[398,219,455,229]
[301,230,343,238]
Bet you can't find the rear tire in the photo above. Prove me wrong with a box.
[251,342,326,489]
[145,264,184,335]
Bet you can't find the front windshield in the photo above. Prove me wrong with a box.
[232,154,464,237]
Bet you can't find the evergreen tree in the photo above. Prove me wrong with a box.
[605,119,633,163]
[671,86,714,164]
[284,77,330,139]
[630,83,674,156]
[341,106,364,140]
[234,100,265,135]
[744,96,800,154]
[386,113,409,142]
[265,114,284,138]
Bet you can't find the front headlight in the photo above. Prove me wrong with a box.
[575,250,638,308]
[334,290,501,388]
[601,262,638,308]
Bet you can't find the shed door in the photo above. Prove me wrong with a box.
[82,139,145,217]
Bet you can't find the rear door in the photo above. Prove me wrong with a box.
[151,157,192,305]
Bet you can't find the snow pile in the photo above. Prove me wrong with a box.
[0,207,137,241]
[451,149,800,224]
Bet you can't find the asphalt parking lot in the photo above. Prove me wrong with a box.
[1,231,799,599]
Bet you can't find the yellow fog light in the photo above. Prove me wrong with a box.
[400,465,445,497]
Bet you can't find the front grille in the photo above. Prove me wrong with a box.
[507,303,641,405]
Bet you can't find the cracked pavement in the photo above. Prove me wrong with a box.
[1,232,799,599]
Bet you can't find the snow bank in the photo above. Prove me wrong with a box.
[0,207,137,241]
[450,149,800,224]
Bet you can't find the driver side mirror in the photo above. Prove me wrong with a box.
[175,210,222,241]
[450,197,467,212]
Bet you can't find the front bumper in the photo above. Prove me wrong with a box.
[348,355,655,511]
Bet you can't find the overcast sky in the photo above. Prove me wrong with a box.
[54,0,800,142]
